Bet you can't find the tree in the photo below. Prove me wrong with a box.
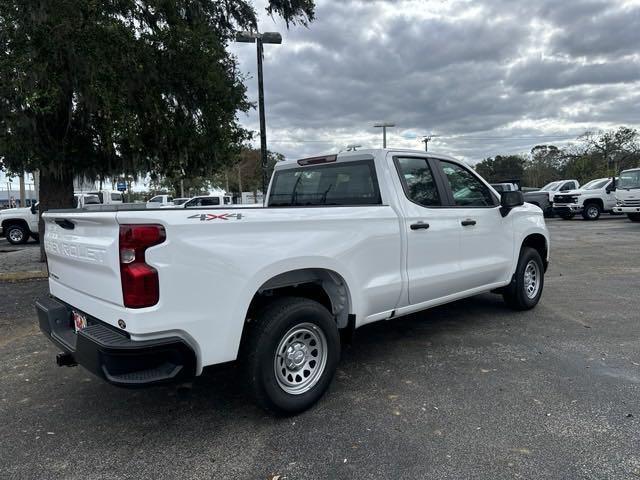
[475,155,525,182]
[214,147,284,198]
[523,145,563,187]
[0,0,314,257]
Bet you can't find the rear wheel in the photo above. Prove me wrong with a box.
[241,297,340,415]
[582,203,601,220]
[503,247,544,311]
[628,213,640,222]
[5,224,28,245]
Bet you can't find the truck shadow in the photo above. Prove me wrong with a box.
[60,292,530,431]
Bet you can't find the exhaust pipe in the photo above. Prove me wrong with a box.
[56,352,77,367]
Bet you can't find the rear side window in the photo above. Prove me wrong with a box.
[439,160,497,207]
[269,160,381,207]
[395,157,441,207]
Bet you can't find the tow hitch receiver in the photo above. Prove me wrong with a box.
[56,352,77,367]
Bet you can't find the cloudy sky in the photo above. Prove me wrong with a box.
[2,0,639,190]
[230,0,640,163]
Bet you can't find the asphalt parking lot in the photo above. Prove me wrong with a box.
[1,216,639,479]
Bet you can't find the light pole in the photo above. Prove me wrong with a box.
[373,123,395,148]
[236,31,282,199]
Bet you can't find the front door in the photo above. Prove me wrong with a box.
[436,159,514,291]
[392,155,464,305]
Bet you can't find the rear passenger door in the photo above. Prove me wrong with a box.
[393,156,464,305]
[436,160,514,291]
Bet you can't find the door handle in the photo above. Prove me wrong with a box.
[410,222,430,230]
[54,219,75,230]
[461,219,476,226]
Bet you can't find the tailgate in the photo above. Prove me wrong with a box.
[43,212,123,305]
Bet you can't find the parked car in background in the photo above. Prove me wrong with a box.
[172,198,190,206]
[552,177,617,220]
[87,190,124,205]
[182,194,232,207]
[38,148,549,414]
[490,182,519,193]
[146,194,174,207]
[523,179,580,216]
[73,193,101,209]
[0,203,39,244]
[612,168,640,222]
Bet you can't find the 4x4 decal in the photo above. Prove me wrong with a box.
[187,213,244,221]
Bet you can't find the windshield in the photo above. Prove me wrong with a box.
[583,179,609,190]
[618,170,640,189]
[540,181,560,191]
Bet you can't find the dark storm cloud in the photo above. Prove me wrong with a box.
[232,0,640,162]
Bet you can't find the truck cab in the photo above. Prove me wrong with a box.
[612,168,640,222]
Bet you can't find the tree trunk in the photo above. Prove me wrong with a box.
[38,168,75,262]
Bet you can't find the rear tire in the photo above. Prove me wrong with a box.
[241,297,340,415]
[5,224,28,245]
[628,213,640,222]
[503,247,544,311]
[582,203,601,220]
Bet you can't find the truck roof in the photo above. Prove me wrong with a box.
[275,148,460,169]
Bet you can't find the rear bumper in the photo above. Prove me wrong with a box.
[36,296,196,387]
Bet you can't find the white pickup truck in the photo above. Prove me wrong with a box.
[0,203,40,244]
[36,149,550,414]
[612,168,640,222]
[552,177,617,220]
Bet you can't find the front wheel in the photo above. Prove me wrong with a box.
[5,224,29,245]
[241,297,340,415]
[582,203,601,220]
[503,247,545,310]
[628,213,640,222]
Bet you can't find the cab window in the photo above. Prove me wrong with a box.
[439,160,497,207]
[395,157,441,207]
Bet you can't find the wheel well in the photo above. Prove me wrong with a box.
[522,234,548,270]
[583,198,603,208]
[246,269,351,329]
[1,219,29,231]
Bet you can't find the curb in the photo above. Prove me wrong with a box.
[0,271,49,282]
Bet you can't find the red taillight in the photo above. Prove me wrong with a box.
[119,224,166,308]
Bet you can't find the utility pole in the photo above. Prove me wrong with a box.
[236,31,282,202]
[373,123,395,148]
[421,135,440,152]
[19,173,26,207]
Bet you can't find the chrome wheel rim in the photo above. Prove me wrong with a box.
[523,260,540,299]
[274,322,327,395]
[8,228,23,243]
[587,206,598,218]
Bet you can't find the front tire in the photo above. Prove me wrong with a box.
[503,247,545,310]
[582,203,601,220]
[5,224,28,245]
[628,213,640,222]
[242,297,340,415]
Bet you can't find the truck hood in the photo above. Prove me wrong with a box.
[0,206,31,216]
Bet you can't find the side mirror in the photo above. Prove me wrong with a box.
[500,191,524,217]
[606,177,616,194]
[30,204,37,215]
